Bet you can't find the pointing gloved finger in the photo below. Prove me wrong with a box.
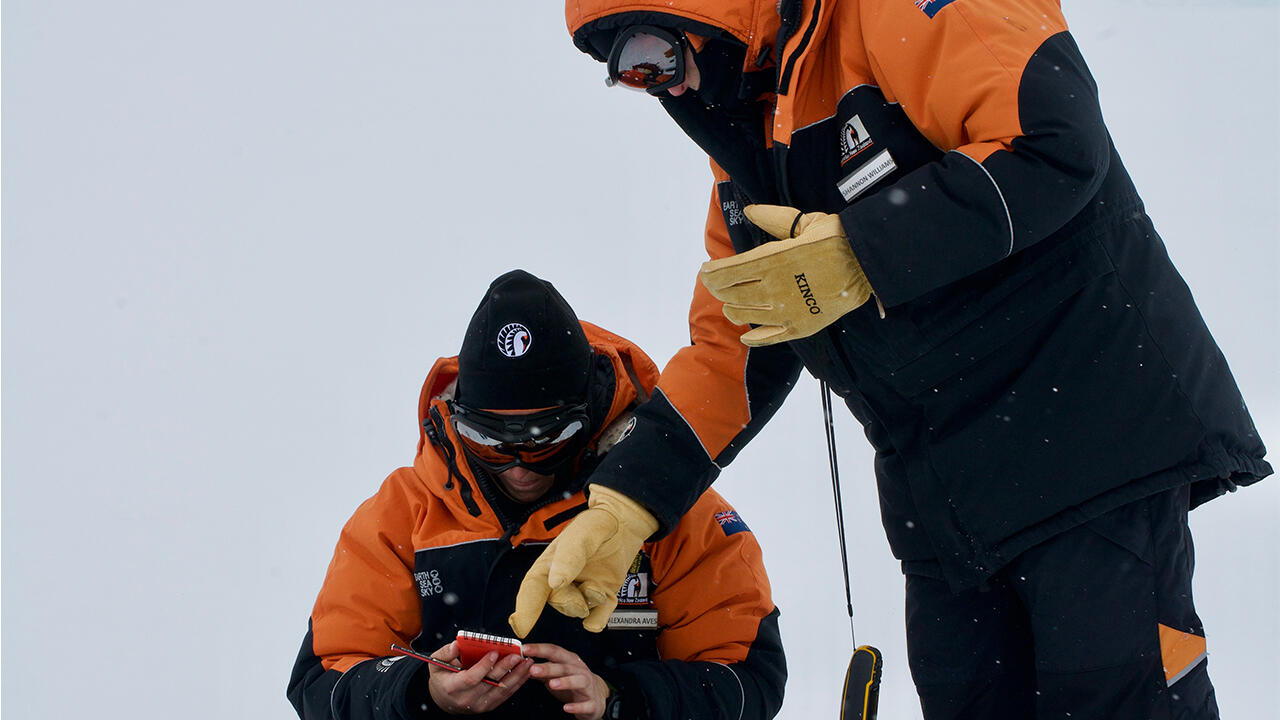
[548,582,590,618]
[578,581,615,609]
[509,561,553,638]
[581,597,619,634]
[546,510,615,589]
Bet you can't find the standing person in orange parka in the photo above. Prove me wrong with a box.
[288,270,785,720]
[506,2,1272,719]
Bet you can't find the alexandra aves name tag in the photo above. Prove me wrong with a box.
[607,608,658,630]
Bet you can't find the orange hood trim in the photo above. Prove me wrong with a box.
[566,0,782,74]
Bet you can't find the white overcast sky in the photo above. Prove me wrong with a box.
[3,2,1277,718]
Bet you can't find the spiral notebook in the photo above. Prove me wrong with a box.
[456,630,524,669]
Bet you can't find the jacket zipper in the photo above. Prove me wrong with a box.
[771,4,889,322]
[777,0,821,95]
[468,458,582,544]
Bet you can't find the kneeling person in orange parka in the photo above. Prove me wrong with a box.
[287,269,786,720]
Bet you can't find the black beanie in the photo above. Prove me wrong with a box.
[455,270,594,411]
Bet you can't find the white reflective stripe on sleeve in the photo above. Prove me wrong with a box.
[710,661,745,720]
[952,150,1014,257]
[652,387,714,462]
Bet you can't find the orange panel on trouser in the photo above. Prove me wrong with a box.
[1158,623,1207,686]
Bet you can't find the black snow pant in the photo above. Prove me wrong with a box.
[904,485,1218,720]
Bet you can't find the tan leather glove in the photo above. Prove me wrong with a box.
[699,204,874,346]
[508,484,658,637]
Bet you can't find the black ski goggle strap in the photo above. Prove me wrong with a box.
[606,25,686,95]
[448,401,590,474]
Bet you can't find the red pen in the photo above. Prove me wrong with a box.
[390,644,504,688]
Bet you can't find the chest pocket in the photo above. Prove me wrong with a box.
[753,87,955,392]
[784,86,945,213]
[413,542,661,669]
[413,540,504,649]
[775,86,1118,396]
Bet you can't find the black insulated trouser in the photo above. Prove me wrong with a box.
[905,485,1217,720]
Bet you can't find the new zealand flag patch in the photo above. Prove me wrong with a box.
[715,510,750,536]
[914,0,958,18]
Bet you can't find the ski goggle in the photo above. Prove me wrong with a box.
[605,25,687,95]
[449,401,589,474]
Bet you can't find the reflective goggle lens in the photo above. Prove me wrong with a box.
[450,406,588,472]
[453,417,585,450]
[606,27,685,94]
[457,430,579,467]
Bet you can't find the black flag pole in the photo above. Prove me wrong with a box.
[820,381,883,720]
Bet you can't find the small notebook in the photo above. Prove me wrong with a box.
[456,630,524,668]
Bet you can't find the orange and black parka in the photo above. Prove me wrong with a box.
[287,322,786,720]
[566,0,1270,590]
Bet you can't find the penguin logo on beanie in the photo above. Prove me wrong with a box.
[496,323,533,358]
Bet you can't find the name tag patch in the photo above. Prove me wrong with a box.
[607,609,659,630]
[837,149,897,202]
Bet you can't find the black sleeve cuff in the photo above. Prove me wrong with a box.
[588,390,720,537]
[598,668,650,720]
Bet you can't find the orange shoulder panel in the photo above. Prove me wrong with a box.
[862,0,1068,159]
[310,468,425,672]
[647,489,774,663]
